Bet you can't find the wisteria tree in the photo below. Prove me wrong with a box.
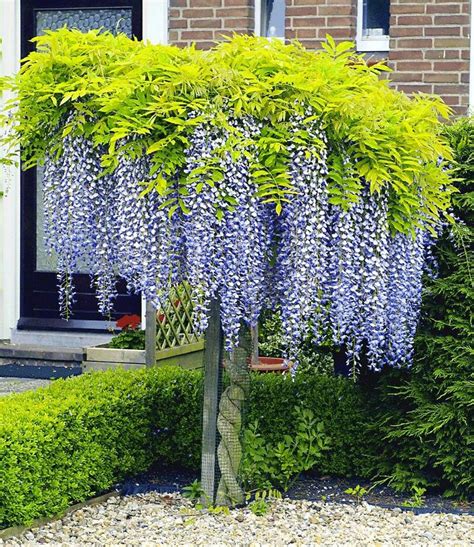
[0,31,454,506]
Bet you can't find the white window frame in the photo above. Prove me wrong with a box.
[356,0,390,52]
[254,0,262,36]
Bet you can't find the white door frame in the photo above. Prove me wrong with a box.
[0,0,168,340]
[0,0,21,341]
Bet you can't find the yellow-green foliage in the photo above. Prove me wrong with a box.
[0,31,454,233]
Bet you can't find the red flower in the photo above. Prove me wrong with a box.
[116,314,141,330]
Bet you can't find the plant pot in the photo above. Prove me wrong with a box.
[249,356,293,374]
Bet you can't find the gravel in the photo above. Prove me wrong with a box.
[3,492,474,546]
[0,378,50,396]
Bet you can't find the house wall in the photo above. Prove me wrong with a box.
[168,0,472,115]
[169,0,254,48]
[285,0,357,49]
[388,0,471,116]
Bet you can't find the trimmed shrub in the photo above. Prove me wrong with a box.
[0,367,368,527]
[0,367,202,527]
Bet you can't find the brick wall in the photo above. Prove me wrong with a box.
[285,0,356,49]
[389,1,471,115]
[169,0,254,49]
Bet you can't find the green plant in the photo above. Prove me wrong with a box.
[0,366,203,527]
[240,406,330,492]
[344,485,368,503]
[365,117,473,499]
[246,489,281,516]
[258,310,334,374]
[183,480,205,503]
[402,486,426,508]
[108,328,145,350]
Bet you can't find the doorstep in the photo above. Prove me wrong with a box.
[0,342,84,379]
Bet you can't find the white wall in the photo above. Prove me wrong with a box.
[0,0,20,340]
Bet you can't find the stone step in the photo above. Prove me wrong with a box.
[0,343,85,362]
[10,329,113,349]
[0,342,85,379]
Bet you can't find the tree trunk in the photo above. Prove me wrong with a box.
[215,325,251,506]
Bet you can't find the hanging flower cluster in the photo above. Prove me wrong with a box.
[41,113,434,369]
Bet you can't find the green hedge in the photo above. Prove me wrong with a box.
[0,367,369,527]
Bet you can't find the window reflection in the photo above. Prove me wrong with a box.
[363,0,390,36]
[262,0,285,39]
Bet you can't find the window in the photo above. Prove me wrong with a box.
[357,0,390,52]
[256,0,285,39]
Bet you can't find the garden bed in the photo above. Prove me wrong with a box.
[82,341,204,372]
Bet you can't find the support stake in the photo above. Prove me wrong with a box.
[200,298,223,505]
[145,300,157,367]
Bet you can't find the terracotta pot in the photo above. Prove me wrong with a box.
[249,356,293,374]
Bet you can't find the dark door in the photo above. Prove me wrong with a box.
[19,0,142,332]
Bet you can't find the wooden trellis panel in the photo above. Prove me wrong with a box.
[155,283,203,350]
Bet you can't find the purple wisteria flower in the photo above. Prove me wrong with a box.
[41,112,436,369]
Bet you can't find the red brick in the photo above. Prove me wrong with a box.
[424,49,460,59]
[434,15,470,26]
[194,41,216,49]
[391,4,426,14]
[389,49,424,60]
[433,37,469,48]
[293,28,318,39]
[180,30,215,40]
[396,38,433,48]
[424,72,460,83]
[292,17,326,28]
[390,26,424,37]
[396,15,433,26]
[433,61,469,71]
[317,27,353,39]
[219,17,251,29]
[395,61,433,72]
[426,3,461,14]
[287,6,318,17]
[190,18,222,29]
[433,84,469,95]
[395,84,434,94]
[424,26,462,37]
[318,5,353,16]
[191,0,222,7]
[215,7,249,17]
[291,0,326,5]
[182,8,214,18]
[170,0,187,7]
[390,72,424,83]
[169,19,188,29]
[327,16,354,27]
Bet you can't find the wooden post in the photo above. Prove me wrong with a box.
[200,298,223,505]
[250,324,259,366]
[145,300,157,367]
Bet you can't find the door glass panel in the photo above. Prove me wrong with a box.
[35,7,133,272]
[36,8,132,36]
